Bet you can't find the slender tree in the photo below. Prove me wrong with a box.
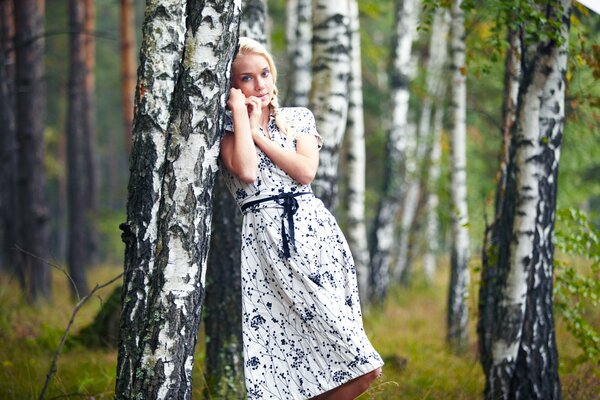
[309,0,351,210]
[83,0,99,265]
[479,1,571,397]
[0,0,16,272]
[446,0,470,353]
[240,0,268,46]
[369,0,420,302]
[67,0,90,297]
[202,0,268,396]
[115,0,241,397]
[14,0,51,302]
[393,7,449,284]
[285,0,311,107]
[344,0,370,301]
[478,25,521,377]
[120,0,136,155]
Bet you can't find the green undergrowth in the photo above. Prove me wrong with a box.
[0,262,597,399]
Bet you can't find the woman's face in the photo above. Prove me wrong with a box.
[231,53,274,109]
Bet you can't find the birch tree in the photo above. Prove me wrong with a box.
[344,0,369,301]
[240,0,267,46]
[479,1,571,397]
[446,0,470,352]
[309,0,351,210]
[393,7,449,283]
[369,0,420,302]
[14,0,51,301]
[115,1,241,398]
[0,0,16,272]
[285,0,311,107]
[203,0,268,396]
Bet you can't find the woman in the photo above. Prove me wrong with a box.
[219,37,383,400]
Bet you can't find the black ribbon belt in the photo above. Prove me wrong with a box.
[241,192,311,258]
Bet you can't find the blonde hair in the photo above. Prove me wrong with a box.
[235,37,296,139]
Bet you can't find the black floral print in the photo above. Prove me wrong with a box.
[222,107,383,399]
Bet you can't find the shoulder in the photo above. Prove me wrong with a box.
[280,107,315,122]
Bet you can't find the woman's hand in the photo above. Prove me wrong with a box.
[227,88,246,112]
[245,96,263,130]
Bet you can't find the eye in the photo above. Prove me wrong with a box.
[261,69,270,78]
[241,75,252,82]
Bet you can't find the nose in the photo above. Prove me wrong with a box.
[255,77,265,91]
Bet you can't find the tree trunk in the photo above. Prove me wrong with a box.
[115,1,241,398]
[83,0,99,266]
[14,0,51,302]
[67,0,90,297]
[368,0,420,303]
[0,0,17,273]
[478,27,521,377]
[309,0,351,210]
[483,2,570,398]
[394,8,449,284]
[446,0,470,353]
[120,0,136,156]
[343,0,369,302]
[422,106,444,281]
[203,0,268,396]
[285,0,311,107]
[204,177,244,399]
[240,0,268,46]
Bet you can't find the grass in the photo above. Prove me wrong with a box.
[0,262,598,399]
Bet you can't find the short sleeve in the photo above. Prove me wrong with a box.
[294,108,323,150]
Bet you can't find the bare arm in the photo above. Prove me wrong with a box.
[252,132,319,185]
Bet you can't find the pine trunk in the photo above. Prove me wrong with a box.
[309,0,351,210]
[285,0,311,107]
[115,1,241,398]
[14,0,51,302]
[483,2,570,398]
[447,0,470,353]
[120,0,136,155]
[478,27,521,377]
[344,0,369,301]
[0,0,17,272]
[67,0,90,297]
[83,0,99,266]
[368,0,420,302]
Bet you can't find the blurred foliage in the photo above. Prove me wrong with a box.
[555,208,600,364]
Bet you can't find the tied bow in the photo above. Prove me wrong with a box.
[275,192,301,258]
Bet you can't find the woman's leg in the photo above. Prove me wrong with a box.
[312,367,382,400]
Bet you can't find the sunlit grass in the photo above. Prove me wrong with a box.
[0,260,597,399]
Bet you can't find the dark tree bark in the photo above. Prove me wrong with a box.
[120,0,135,156]
[240,0,268,46]
[115,1,241,398]
[67,0,90,297]
[0,0,17,273]
[13,0,51,302]
[203,177,244,398]
[478,1,571,398]
[83,0,99,266]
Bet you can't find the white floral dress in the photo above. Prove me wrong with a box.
[222,107,383,400]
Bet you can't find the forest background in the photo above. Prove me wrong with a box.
[0,0,599,399]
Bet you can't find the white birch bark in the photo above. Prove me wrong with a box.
[423,106,444,281]
[368,0,420,302]
[447,0,470,352]
[286,0,312,107]
[309,0,351,210]
[393,8,449,283]
[344,0,369,301]
[115,1,241,398]
[240,0,268,46]
[487,2,570,397]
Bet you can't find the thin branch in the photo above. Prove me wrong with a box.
[14,245,81,301]
[38,272,123,400]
